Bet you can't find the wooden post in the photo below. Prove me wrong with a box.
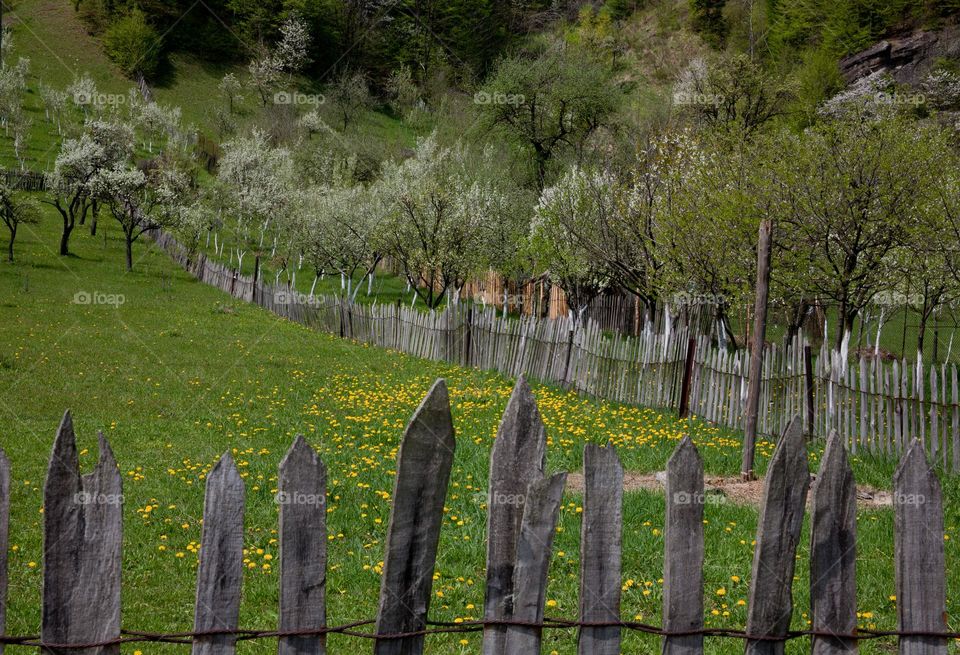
[0,447,7,655]
[741,219,773,479]
[483,376,546,655]
[804,345,815,439]
[810,432,857,655]
[375,380,456,655]
[894,440,947,655]
[465,306,473,367]
[662,437,704,655]
[501,472,567,654]
[578,445,623,655]
[278,437,327,655]
[678,337,697,419]
[42,412,122,655]
[745,416,810,655]
[192,453,245,655]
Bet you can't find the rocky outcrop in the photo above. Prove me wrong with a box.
[839,25,960,85]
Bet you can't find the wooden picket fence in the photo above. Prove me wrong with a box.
[0,379,952,653]
[150,231,960,474]
[0,170,45,191]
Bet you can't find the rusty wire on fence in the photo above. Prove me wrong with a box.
[0,619,959,649]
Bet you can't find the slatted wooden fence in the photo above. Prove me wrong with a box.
[150,231,960,474]
[0,379,951,653]
[0,170,45,191]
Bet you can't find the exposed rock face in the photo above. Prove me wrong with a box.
[839,25,960,85]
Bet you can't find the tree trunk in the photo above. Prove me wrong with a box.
[7,226,15,262]
[835,299,848,352]
[125,235,134,272]
[60,220,74,256]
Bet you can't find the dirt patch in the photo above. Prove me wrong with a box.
[565,471,892,509]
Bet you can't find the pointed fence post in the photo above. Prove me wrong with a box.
[278,436,327,655]
[894,440,947,655]
[374,379,456,655]
[578,444,623,655]
[42,412,122,655]
[810,432,857,655]
[483,376,547,655]
[192,453,245,655]
[0,448,8,655]
[745,416,810,655]
[662,437,705,655]
[502,472,567,655]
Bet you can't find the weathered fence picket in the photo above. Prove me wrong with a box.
[42,412,122,655]
[192,453,245,655]
[662,437,705,655]
[894,441,948,655]
[810,432,857,655]
[278,436,328,655]
[577,444,623,655]
[483,377,546,655]
[0,448,7,655]
[374,380,456,655]
[744,418,810,655]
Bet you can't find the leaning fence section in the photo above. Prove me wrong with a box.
[0,381,953,653]
[151,231,960,474]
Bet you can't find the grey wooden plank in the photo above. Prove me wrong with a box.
[810,431,857,655]
[278,436,327,655]
[894,440,947,655]
[662,436,705,655]
[374,379,456,655]
[502,472,567,655]
[0,448,8,655]
[745,416,810,655]
[578,445,623,655]
[192,452,245,655]
[483,376,546,655]
[42,412,123,655]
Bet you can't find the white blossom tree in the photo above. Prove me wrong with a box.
[296,182,386,299]
[0,183,39,262]
[531,166,614,322]
[216,129,293,273]
[44,119,134,255]
[378,135,513,308]
[89,163,191,271]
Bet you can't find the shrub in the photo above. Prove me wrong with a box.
[104,9,161,79]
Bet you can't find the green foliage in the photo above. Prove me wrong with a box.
[767,0,925,58]
[787,46,843,128]
[103,8,161,78]
[477,45,619,190]
[689,0,728,46]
